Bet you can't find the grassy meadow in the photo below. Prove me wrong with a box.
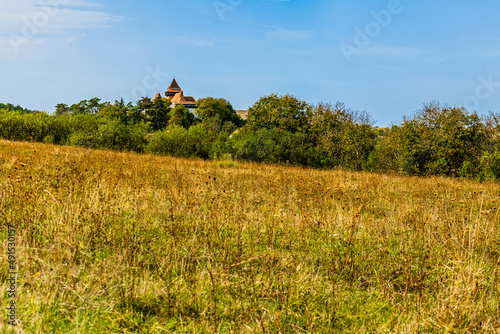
[0,139,499,333]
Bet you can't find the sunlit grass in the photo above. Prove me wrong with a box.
[0,139,499,333]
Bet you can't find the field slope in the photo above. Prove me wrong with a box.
[0,140,499,333]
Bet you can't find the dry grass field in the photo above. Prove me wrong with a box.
[0,139,499,333]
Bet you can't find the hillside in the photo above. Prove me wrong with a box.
[0,140,499,333]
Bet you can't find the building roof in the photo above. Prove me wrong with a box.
[171,92,197,106]
[166,78,182,92]
[153,92,162,100]
[183,96,197,104]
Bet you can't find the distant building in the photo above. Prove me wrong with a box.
[236,110,248,120]
[154,78,197,114]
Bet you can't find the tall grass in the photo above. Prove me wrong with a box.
[0,140,499,333]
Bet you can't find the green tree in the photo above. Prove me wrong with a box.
[482,111,500,152]
[147,97,171,131]
[308,102,376,169]
[69,98,106,115]
[88,97,105,115]
[132,97,153,124]
[69,100,88,115]
[0,103,34,113]
[55,103,69,116]
[138,97,153,112]
[246,94,310,133]
[196,97,244,128]
[97,99,130,123]
[374,102,486,176]
[168,105,195,129]
[128,105,145,124]
[97,104,124,120]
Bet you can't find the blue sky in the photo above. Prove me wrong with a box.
[1,0,499,126]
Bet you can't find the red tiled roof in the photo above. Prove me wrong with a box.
[167,78,182,92]
[170,92,182,104]
[171,92,197,105]
[183,96,196,103]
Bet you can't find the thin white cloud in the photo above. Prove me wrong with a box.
[0,0,122,56]
[1,0,104,12]
[0,0,122,36]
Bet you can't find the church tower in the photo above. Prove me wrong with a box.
[165,78,182,98]
[159,78,197,114]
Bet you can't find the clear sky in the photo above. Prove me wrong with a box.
[1,0,499,126]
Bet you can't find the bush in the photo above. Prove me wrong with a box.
[146,124,216,159]
[0,109,71,143]
[371,103,485,176]
[68,117,148,152]
[230,128,282,164]
[68,130,97,148]
[479,151,500,180]
[457,160,479,179]
[229,128,323,166]
[210,131,232,159]
[309,103,376,170]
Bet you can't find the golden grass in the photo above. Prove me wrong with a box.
[0,139,499,333]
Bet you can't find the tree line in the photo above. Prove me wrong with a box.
[1,94,499,180]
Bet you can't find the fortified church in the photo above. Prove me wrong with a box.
[154,78,197,114]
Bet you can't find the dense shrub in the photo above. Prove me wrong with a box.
[371,103,486,176]
[69,117,149,152]
[210,131,232,159]
[479,151,500,180]
[229,128,322,166]
[0,109,70,143]
[308,103,377,170]
[146,124,216,159]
